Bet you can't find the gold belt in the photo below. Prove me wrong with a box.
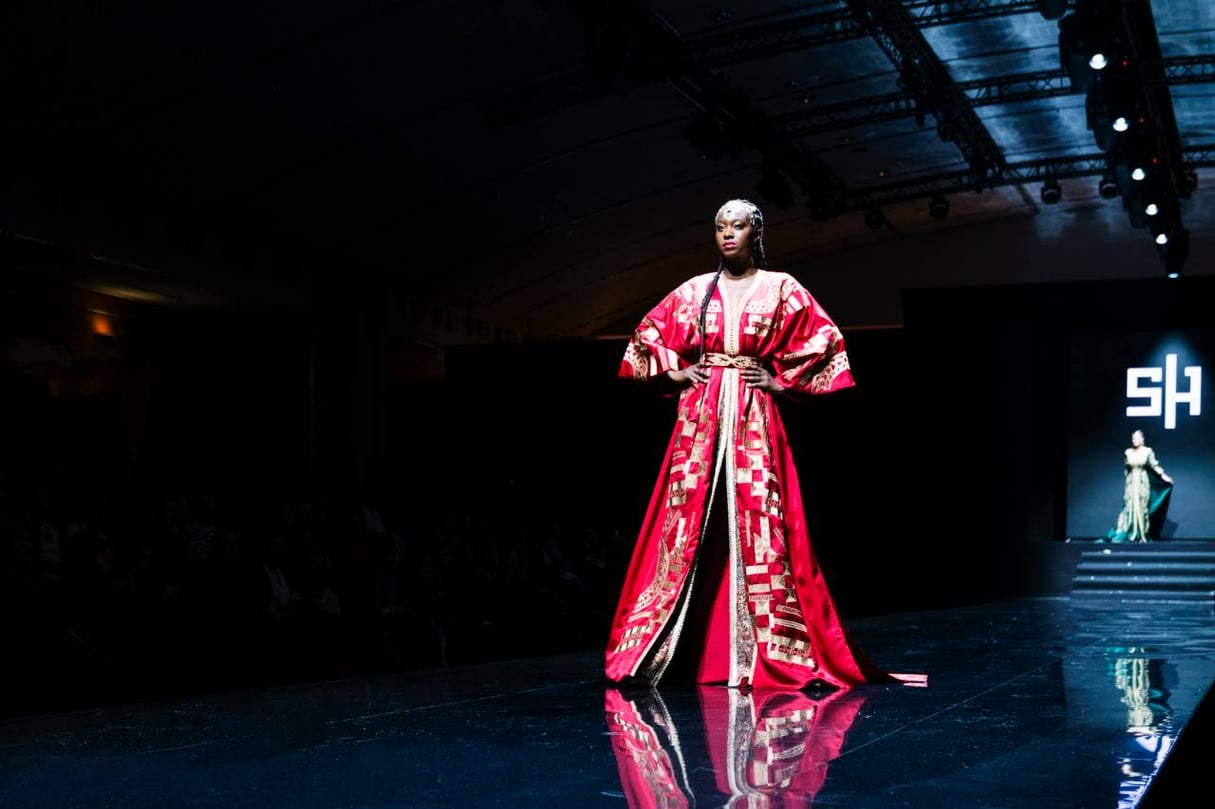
[702,352,760,369]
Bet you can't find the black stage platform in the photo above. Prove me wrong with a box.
[2,596,1213,808]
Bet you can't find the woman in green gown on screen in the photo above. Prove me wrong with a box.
[1104,429,1174,542]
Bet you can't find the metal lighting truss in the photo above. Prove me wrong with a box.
[484,2,1209,224]
[484,1,1049,124]
[838,145,1215,212]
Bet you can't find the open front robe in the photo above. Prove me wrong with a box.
[605,269,891,690]
[1105,445,1174,542]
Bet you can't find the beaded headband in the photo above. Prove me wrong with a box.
[714,198,767,267]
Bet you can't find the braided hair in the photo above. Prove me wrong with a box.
[715,198,767,269]
[698,199,766,360]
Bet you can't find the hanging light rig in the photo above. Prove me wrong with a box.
[1054,0,1191,276]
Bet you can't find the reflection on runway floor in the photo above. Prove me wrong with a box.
[1,597,1212,808]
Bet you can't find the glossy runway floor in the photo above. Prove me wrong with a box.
[2,596,1213,809]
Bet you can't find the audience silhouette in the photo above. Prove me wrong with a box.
[0,482,625,718]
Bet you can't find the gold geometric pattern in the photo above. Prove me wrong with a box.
[608,268,852,685]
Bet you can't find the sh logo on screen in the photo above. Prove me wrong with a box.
[1126,354,1202,429]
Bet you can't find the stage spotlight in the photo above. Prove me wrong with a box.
[1150,211,1177,245]
[1058,14,1096,94]
[1085,31,1116,73]
[1124,126,1155,181]
[1040,175,1062,205]
[864,206,886,230]
[1079,1,1125,71]
[928,194,949,220]
[1098,174,1118,198]
[1086,68,1139,151]
[1140,175,1169,215]
[1161,227,1189,277]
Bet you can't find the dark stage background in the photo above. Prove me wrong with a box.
[3,274,1214,717]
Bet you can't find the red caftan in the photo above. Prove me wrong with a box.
[604,685,869,807]
[606,269,893,690]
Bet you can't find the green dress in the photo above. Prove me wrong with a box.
[1105,446,1173,542]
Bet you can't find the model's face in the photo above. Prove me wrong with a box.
[1132,431,1145,447]
[715,210,754,262]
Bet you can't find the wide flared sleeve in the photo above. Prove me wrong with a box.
[619,275,709,382]
[768,276,856,395]
[1146,449,1168,479]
